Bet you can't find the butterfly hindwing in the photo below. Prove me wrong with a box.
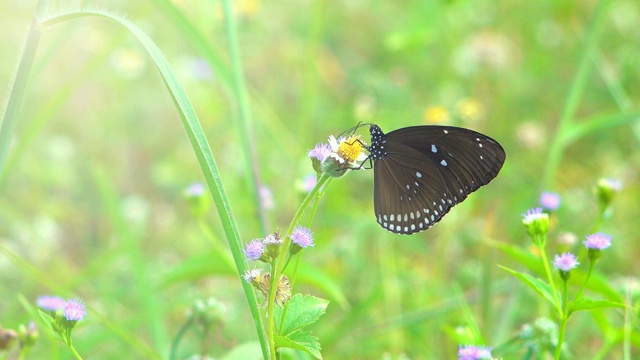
[374,143,456,234]
[370,125,505,234]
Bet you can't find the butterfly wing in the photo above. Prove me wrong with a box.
[373,126,505,234]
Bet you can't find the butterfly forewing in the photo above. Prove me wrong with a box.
[370,125,505,235]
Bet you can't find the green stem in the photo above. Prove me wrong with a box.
[554,280,570,360]
[554,316,568,360]
[169,315,195,360]
[266,174,330,358]
[538,244,562,316]
[574,261,595,302]
[278,182,326,333]
[68,343,83,360]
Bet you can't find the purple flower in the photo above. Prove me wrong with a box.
[553,252,579,272]
[522,207,546,223]
[190,58,212,80]
[539,192,560,211]
[37,295,66,311]
[458,345,492,360]
[63,299,86,321]
[583,232,612,250]
[185,182,205,197]
[244,239,265,261]
[259,185,274,210]
[307,143,331,162]
[291,226,314,248]
[522,208,549,244]
[300,175,317,193]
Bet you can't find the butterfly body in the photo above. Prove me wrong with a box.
[367,124,505,234]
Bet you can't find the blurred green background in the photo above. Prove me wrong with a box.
[1,0,639,358]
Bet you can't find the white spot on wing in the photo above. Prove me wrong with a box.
[440,160,447,166]
[431,145,437,153]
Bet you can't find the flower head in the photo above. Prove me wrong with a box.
[553,252,579,280]
[584,232,612,250]
[17,321,39,349]
[259,185,274,210]
[36,296,66,312]
[298,175,318,193]
[319,135,367,178]
[63,299,86,321]
[329,135,367,165]
[522,208,549,245]
[424,105,451,124]
[584,232,612,262]
[191,297,226,327]
[290,226,314,255]
[595,178,622,212]
[308,143,332,162]
[458,345,492,360]
[522,207,546,223]
[244,239,265,261]
[456,98,485,124]
[184,182,210,216]
[185,182,205,198]
[263,231,283,259]
[308,143,332,174]
[539,191,561,211]
[0,327,18,351]
[291,226,314,248]
[243,268,263,284]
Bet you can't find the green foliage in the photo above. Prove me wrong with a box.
[1,0,639,358]
[499,266,558,309]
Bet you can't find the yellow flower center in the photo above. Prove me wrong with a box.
[338,135,365,163]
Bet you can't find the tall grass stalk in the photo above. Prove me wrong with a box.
[0,1,46,180]
[221,0,268,234]
[1,5,269,359]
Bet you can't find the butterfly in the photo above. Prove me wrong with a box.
[356,124,506,234]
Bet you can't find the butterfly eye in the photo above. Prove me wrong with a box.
[368,124,505,234]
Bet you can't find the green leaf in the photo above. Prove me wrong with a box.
[275,330,322,359]
[499,266,558,308]
[37,309,56,332]
[275,294,329,336]
[486,240,544,274]
[570,297,626,313]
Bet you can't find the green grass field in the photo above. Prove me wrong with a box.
[1,0,639,359]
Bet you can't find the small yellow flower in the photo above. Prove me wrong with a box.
[423,106,450,124]
[321,134,368,178]
[338,135,365,164]
[456,98,485,123]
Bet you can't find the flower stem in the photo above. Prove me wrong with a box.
[68,344,84,360]
[555,316,568,360]
[265,174,330,358]
[575,261,595,302]
[538,244,562,317]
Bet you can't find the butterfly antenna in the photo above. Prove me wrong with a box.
[338,122,372,138]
